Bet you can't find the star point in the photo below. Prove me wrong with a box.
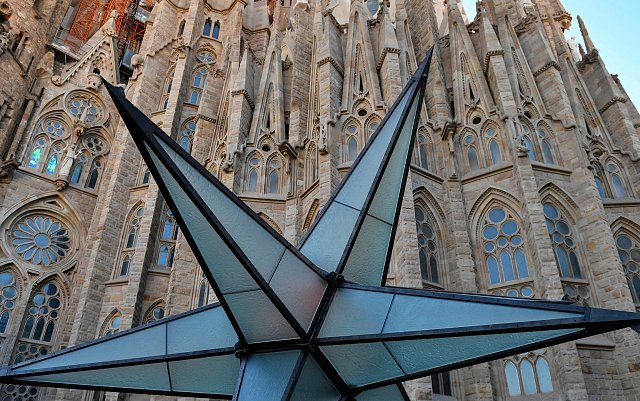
[1,49,639,401]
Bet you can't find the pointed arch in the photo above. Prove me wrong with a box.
[604,157,631,198]
[303,199,320,233]
[0,265,24,336]
[414,187,447,288]
[142,300,166,324]
[610,218,640,307]
[99,309,122,337]
[114,202,145,277]
[305,142,318,187]
[245,151,264,193]
[469,187,523,227]
[265,153,283,194]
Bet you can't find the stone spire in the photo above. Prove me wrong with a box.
[577,15,596,53]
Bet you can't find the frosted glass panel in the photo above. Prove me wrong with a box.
[300,202,359,272]
[159,141,285,280]
[319,288,393,338]
[335,91,412,210]
[382,293,582,334]
[236,351,301,401]
[290,356,341,401]
[14,325,166,372]
[169,354,240,395]
[225,290,298,342]
[385,329,579,376]
[24,363,171,391]
[148,150,259,295]
[269,250,327,330]
[367,96,419,224]
[321,343,403,387]
[341,216,392,286]
[357,384,406,401]
[167,305,237,354]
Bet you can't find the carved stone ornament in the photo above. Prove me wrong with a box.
[86,73,103,91]
[0,31,9,55]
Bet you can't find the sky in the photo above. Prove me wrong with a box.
[459,0,640,106]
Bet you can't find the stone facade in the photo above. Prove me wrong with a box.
[0,0,639,400]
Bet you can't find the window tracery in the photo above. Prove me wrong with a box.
[519,120,557,165]
[463,133,480,171]
[344,123,359,162]
[305,142,318,187]
[480,207,530,288]
[246,155,262,192]
[485,127,501,165]
[543,203,582,279]
[156,209,178,269]
[11,215,71,266]
[415,129,430,170]
[415,205,441,287]
[189,67,208,105]
[0,271,18,336]
[266,157,282,194]
[143,304,165,324]
[615,232,640,308]
[101,312,121,337]
[179,120,196,153]
[15,282,63,363]
[159,67,175,110]
[66,95,102,123]
[116,205,144,277]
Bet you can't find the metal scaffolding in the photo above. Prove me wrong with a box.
[65,0,155,61]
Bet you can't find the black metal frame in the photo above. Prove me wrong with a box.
[1,49,639,401]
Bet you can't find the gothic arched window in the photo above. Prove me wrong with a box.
[102,312,122,337]
[485,127,501,165]
[607,162,627,198]
[197,50,216,64]
[143,304,165,324]
[212,21,220,39]
[203,18,212,36]
[117,205,144,277]
[594,175,606,198]
[179,120,196,153]
[543,203,582,279]
[246,156,261,192]
[17,282,62,361]
[0,271,18,335]
[44,142,63,175]
[69,154,87,184]
[159,67,175,110]
[366,119,379,141]
[189,67,208,105]
[537,128,555,164]
[504,350,553,396]
[306,143,318,186]
[481,207,529,286]
[266,157,281,194]
[345,124,359,162]
[615,232,640,306]
[156,209,178,269]
[415,205,440,286]
[28,136,48,169]
[463,134,480,171]
[416,130,430,170]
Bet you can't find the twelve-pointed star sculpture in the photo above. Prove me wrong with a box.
[1,50,640,401]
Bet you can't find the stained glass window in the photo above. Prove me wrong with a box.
[117,206,144,276]
[28,138,46,168]
[607,163,627,198]
[0,271,18,334]
[156,209,178,269]
[143,305,165,324]
[70,154,86,184]
[537,129,554,164]
[543,203,582,279]
[415,206,440,285]
[615,233,640,306]
[12,215,71,266]
[45,120,65,137]
[481,207,529,285]
[485,128,501,165]
[203,18,212,36]
[267,159,281,194]
[417,132,429,170]
[20,282,62,345]
[212,21,220,39]
[198,51,216,64]
[247,157,261,192]
[464,135,479,171]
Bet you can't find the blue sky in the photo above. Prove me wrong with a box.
[459,0,640,106]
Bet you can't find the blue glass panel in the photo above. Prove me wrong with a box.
[383,329,579,379]
[319,288,393,338]
[46,155,58,174]
[357,384,405,401]
[29,148,41,168]
[70,163,83,184]
[594,177,606,198]
[236,351,301,401]
[523,136,534,160]
[321,343,403,387]
[23,363,171,391]
[500,251,515,281]
[290,356,340,401]
[166,305,237,354]
[348,137,358,161]
[569,251,582,278]
[226,290,298,342]
[541,140,554,164]
[341,217,392,286]
[489,208,506,223]
[612,174,626,198]
[169,354,239,395]
[13,325,166,371]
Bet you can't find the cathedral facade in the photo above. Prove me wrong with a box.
[0,0,639,400]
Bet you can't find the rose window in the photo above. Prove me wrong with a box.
[67,96,102,123]
[12,216,71,266]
